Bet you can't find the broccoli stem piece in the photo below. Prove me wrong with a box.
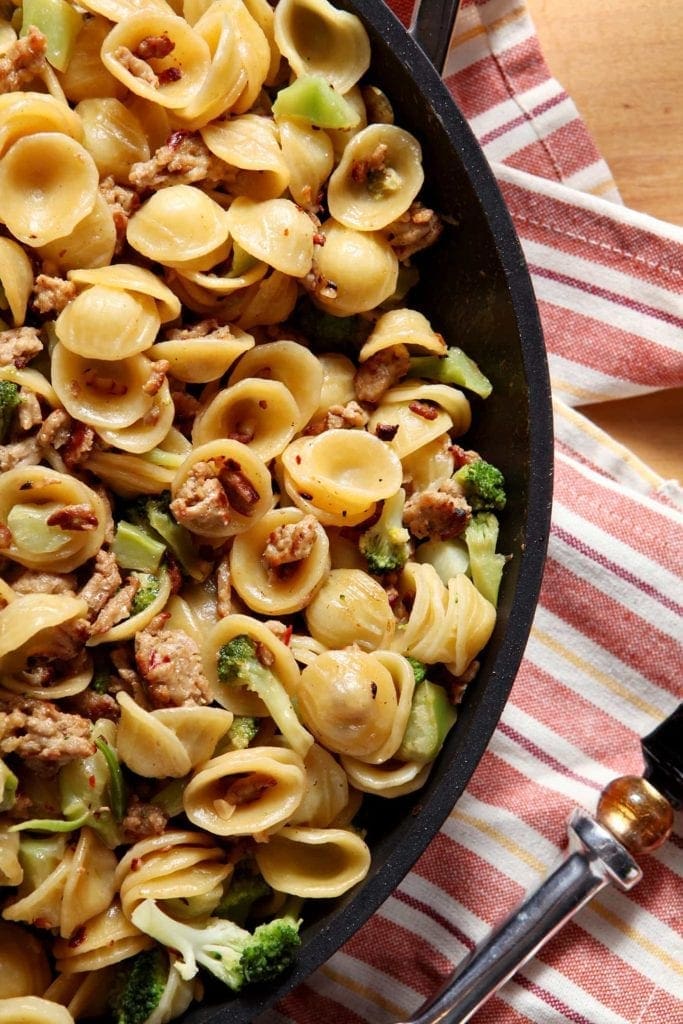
[123,491,211,581]
[131,899,301,991]
[216,872,272,927]
[272,74,361,129]
[0,379,21,442]
[408,346,493,398]
[21,0,83,72]
[453,459,506,512]
[217,636,313,758]
[359,488,411,574]
[94,735,127,823]
[464,512,507,607]
[112,521,165,573]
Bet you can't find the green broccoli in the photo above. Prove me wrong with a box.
[453,459,506,512]
[0,380,21,442]
[110,947,170,1024]
[464,512,508,607]
[216,872,272,927]
[288,297,372,354]
[217,635,312,758]
[359,488,411,574]
[123,492,211,581]
[224,715,260,751]
[408,346,493,399]
[405,657,427,685]
[0,758,17,812]
[129,572,161,616]
[132,899,301,991]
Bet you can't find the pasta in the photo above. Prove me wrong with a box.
[0,0,510,1019]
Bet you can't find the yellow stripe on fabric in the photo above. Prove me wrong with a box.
[532,626,664,719]
[451,4,527,48]
[319,964,407,1017]
[590,899,683,975]
[451,809,547,875]
[554,400,662,488]
[590,176,619,198]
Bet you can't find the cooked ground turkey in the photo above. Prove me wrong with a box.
[0,327,43,368]
[0,27,47,94]
[8,570,76,596]
[64,688,119,723]
[305,400,369,435]
[17,390,42,431]
[113,45,159,87]
[36,409,71,450]
[129,133,231,191]
[99,176,140,251]
[79,549,122,617]
[215,554,232,619]
[89,576,140,637]
[403,479,472,540]
[0,436,41,471]
[170,458,259,533]
[0,697,95,772]
[135,615,211,708]
[384,202,444,262]
[354,344,410,404]
[263,515,318,570]
[32,275,77,316]
[121,795,168,843]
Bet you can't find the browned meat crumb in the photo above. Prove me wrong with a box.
[351,143,388,183]
[142,359,170,396]
[113,45,159,87]
[135,615,211,708]
[135,33,175,60]
[305,400,369,435]
[384,201,444,262]
[170,458,259,533]
[9,570,76,596]
[0,697,95,773]
[0,26,47,94]
[354,344,410,404]
[110,645,149,707]
[449,444,480,469]
[409,399,439,421]
[122,794,168,843]
[263,515,318,570]
[32,275,77,316]
[46,503,99,532]
[99,176,140,251]
[63,422,96,469]
[129,133,231,191]
[90,576,140,637]
[215,554,232,619]
[0,436,41,471]
[65,688,119,723]
[403,480,472,540]
[223,773,276,806]
[17,389,42,432]
[37,408,71,450]
[0,326,43,368]
[79,549,122,617]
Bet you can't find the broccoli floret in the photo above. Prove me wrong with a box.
[405,657,427,685]
[464,512,507,607]
[453,459,506,512]
[217,636,312,757]
[288,297,371,354]
[110,947,168,1024]
[359,488,411,574]
[90,668,111,694]
[132,899,301,991]
[225,715,260,751]
[0,380,21,442]
[408,346,493,399]
[129,572,161,616]
[122,492,211,581]
[216,872,272,927]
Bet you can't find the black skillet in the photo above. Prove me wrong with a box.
[182,0,554,1019]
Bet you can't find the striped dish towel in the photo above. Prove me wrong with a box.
[263,1,683,1021]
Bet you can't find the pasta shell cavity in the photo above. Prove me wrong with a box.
[173,1,248,127]
[229,506,331,615]
[101,12,212,109]
[55,286,160,360]
[328,124,424,231]
[0,133,98,247]
[76,98,150,181]
[282,430,402,516]
[201,115,290,201]
[0,466,106,572]
[0,237,33,326]
[149,325,254,384]
[310,218,398,316]
[183,746,307,837]
[193,377,300,461]
[255,824,371,898]
[68,264,181,323]
[126,185,230,269]
[171,439,273,538]
[289,743,349,828]
[274,0,371,95]
[51,346,158,429]
[360,308,447,360]
[0,594,88,673]
[228,339,323,429]
[225,197,315,278]
[304,568,395,651]
[277,117,334,208]
[53,900,154,974]
[0,921,52,998]
[37,193,117,273]
[0,92,83,158]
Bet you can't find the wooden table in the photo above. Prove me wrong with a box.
[526,0,682,483]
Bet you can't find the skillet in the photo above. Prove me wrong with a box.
[178,0,554,1019]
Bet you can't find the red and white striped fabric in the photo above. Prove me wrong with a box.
[262,1,683,1021]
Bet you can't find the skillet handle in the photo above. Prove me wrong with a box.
[409,0,461,75]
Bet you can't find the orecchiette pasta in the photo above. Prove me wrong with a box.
[0,0,509,1016]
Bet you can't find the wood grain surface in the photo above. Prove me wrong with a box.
[525,0,682,483]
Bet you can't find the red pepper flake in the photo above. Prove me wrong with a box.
[68,925,87,948]
[409,400,439,421]
[166,129,190,149]
[131,857,142,872]
[88,774,97,788]
[295,455,302,465]
[281,624,293,646]
[258,400,268,409]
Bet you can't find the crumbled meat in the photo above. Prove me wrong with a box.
[0,697,95,773]
[354,344,410,404]
[0,436,41,471]
[89,576,140,637]
[135,616,211,708]
[449,444,480,469]
[409,400,439,421]
[305,400,369,435]
[32,275,77,316]
[384,202,444,262]
[83,368,128,396]
[63,422,96,469]
[215,555,232,619]
[129,133,230,191]
[37,408,71,450]
[263,515,318,570]
[122,794,168,843]
[0,327,43,368]
[265,620,291,644]
[142,359,170,396]
[135,33,175,60]
[221,459,260,515]
[46,503,99,532]
[351,142,388,183]
[31,619,90,664]
[79,549,122,617]
[9,570,76,595]
[110,646,148,707]
[0,523,11,548]
[374,422,400,442]
[223,773,276,806]
[170,387,200,435]
[170,458,259,533]
[99,176,140,252]
[64,688,119,723]
[113,45,159,87]
[0,26,48,94]
[158,66,182,86]
[403,480,472,540]
[164,317,231,342]
[17,389,42,431]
